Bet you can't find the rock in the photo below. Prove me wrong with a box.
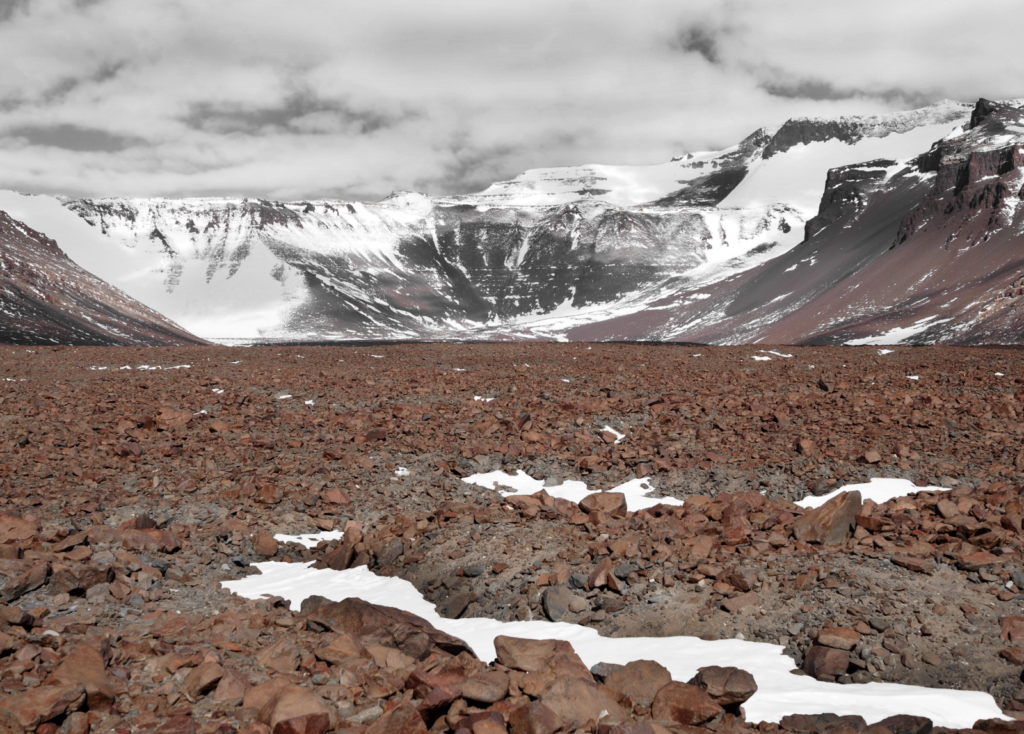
[578,492,628,518]
[793,491,862,545]
[722,592,760,613]
[0,514,38,544]
[256,638,302,673]
[651,682,723,726]
[244,679,293,712]
[1001,647,1024,665]
[589,558,612,589]
[364,701,427,734]
[0,684,86,730]
[494,636,585,674]
[155,716,198,734]
[49,565,113,595]
[803,646,850,679]
[253,532,279,558]
[48,642,114,711]
[604,660,671,708]
[56,711,89,734]
[687,666,757,706]
[872,715,932,734]
[797,439,817,456]
[213,666,251,702]
[258,685,333,734]
[2,562,49,602]
[817,627,861,651]
[508,702,561,734]
[540,676,629,730]
[182,661,224,699]
[863,450,882,464]
[462,671,510,703]
[958,551,1002,571]
[542,586,572,622]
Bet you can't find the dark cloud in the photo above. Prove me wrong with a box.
[0,0,30,22]
[415,136,522,196]
[182,93,413,136]
[7,124,141,152]
[760,76,937,110]
[671,25,720,64]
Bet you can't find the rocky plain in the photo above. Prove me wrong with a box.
[0,342,1023,734]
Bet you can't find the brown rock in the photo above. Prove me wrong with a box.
[540,676,628,730]
[244,678,292,712]
[873,715,932,734]
[0,684,86,730]
[2,562,49,602]
[802,645,849,679]
[213,666,251,702]
[892,555,933,574]
[579,492,628,518]
[155,717,198,734]
[508,702,560,734]
[1001,647,1024,665]
[817,627,861,651]
[182,661,224,699]
[589,557,612,589]
[687,666,757,706]
[651,682,723,726]
[797,439,816,456]
[57,711,89,734]
[604,660,671,709]
[863,450,882,464]
[258,685,333,734]
[461,671,510,704]
[48,643,114,710]
[0,514,38,544]
[364,701,426,734]
[49,565,114,596]
[253,532,279,558]
[312,632,369,665]
[722,592,760,613]
[256,638,302,673]
[493,637,588,676]
[792,491,862,545]
[958,551,1001,571]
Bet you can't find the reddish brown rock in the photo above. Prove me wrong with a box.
[508,702,560,734]
[817,627,861,651]
[0,514,38,544]
[364,701,426,734]
[48,642,113,711]
[792,491,862,545]
[651,682,723,726]
[213,666,251,702]
[182,661,224,699]
[540,676,629,730]
[802,645,850,679]
[258,685,333,734]
[253,531,280,558]
[604,660,671,709]
[579,492,628,518]
[687,666,757,706]
[494,637,588,676]
[461,671,510,703]
[2,562,49,602]
[723,592,760,613]
[0,684,85,730]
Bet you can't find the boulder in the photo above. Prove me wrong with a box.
[258,685,333,734]
[493,637,591,679]
[687,666,757,707]
[803,646,850,679]
[540,676,629,731]
[651,682,723,726]
[793,491,862,545]
[364,701,427,734]
[508,702,560,734]
[48,642,114,710]
[604,660,671,709]
[253,532,279,558]
[541,586,573,622]
[579,492,628,518]
[182,662,224,699]
[817,627,861,651]
[0,684,86,730]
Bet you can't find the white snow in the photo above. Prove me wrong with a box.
[845,316,951,346]
[395,467,411,477]
[763,350,793,358]
[877,349,894,355]
[796,477,948,509]
[601,425,626,444]
[907,376,919,380]
[462,471,684,512]
[751,355,772,361]
[223,562,1003,727]
[474,396,495,402]
[272,530,345,548]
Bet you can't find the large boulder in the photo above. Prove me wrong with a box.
[651,682,723,726]
[803,646,850,679]
[540,676,629,731]
[792,491,862,545]
[687,666,757,707]
[258,684,334,734]
[579,492,628,518]
[604,660,672,709]
[48,642,114,711]
[493,637,591,679]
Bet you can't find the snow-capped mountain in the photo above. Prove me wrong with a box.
[7,98,1024,345]
[0,209,204,346]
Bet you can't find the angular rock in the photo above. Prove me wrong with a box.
[2,562,49,602]
[182,661,224,699]
[494,637,588,676]
[604,660,671,709]
[579,492,628,518]
[364,701,427,734]
[258,685,333,734]
[542,586,573,622]
[253,532,279,558]
[687,666,757,706]
[48,642,114,711]
[651,682,723,726]
[817,627,861,651]
[509,702,561,734]
[461,671,510,703]
[793,491,862,545]
[540,676,629,730]
[0,684,86,730]
[803,645,850,679]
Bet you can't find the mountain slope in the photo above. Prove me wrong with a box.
[0,209,204,346]
[6,98,1021,346]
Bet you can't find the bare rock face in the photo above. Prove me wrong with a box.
[792,491,862,545]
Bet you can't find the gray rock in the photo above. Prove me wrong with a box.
[569,573,589,589]
[590,662,623,682]
[543,585,573,622]
[462,565,486,577]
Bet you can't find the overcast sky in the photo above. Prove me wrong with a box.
[0,0,1021,201]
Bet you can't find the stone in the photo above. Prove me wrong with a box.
[578,492,628,518]
[364,701,427,734]
[958,552,1001,571]
[1000,647,1024,665]
[803,646,850,679]
[542,586,572,622]
[49,565,113,595]
[817,627,861,651]
[589,558,612,589]
[258,685,333,734]
[0,514,38,544]
[182,661,224,699]
[253,532,279,558]
[48,642,114,711]
[508,702,561,734]
[651,682,723,726]
[0,684,86,730]
[872,715,932,734]
[722,591,760,613]
[540,676,629,730]
[687,666,757,706]
[213,666,251,702]
[244,678,293,712]
[155,717,198,734]
[494,636,585,674]
[461,671,510,703]
[256,638,302,673]
[793,491,862,545]
[56,711,89,734]
[2,562,49,602]
[863,450,882,464]
[604,660,671,708]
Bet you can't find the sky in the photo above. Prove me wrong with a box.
[0,0,1021,202]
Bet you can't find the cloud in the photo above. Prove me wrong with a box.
[0,0,1020,201]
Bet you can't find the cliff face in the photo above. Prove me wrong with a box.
[0,210,204,346]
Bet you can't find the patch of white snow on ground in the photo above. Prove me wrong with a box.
[878,349,894,355]
[474,396,495,402]
[845,316,951,346]
[751,356,772,361]
[763,350,793,358]
[462,471,684,512]
[796,478,949,509]
[601,425,625,444]
[223,563,1003,727]
[907,376,919,380]
[395,467,410,477]
[272,530,345,548]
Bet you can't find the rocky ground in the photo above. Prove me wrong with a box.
[0,343,1023,733]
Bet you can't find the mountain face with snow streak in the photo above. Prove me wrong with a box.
[0,210,204,346]
[8,98,1024,346]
